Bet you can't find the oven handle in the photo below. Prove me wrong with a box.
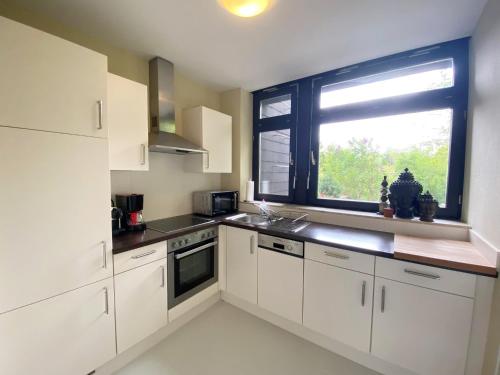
[174,241,218,260]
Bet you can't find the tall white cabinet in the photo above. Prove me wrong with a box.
[183,106,232,173]
[0,16,107,137]
[0,15,114,375]
[107,72,149,171]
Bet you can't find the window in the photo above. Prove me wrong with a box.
[253,39,469,219]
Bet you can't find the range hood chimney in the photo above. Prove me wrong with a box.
[148,57,206,154]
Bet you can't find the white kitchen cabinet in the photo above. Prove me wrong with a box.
[0,16,108,137]
[372,277,474,375]
[258,247,303,323]
[114,259,168,353]
[183,106,232,173]
[107,73,149,170]
[226,227,258,303]
[0,127,112,314]
[303,259,373,352]
[0,277,116,375]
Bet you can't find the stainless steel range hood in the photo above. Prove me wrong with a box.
[149,57,207,154]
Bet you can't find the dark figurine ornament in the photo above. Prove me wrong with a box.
[389,168,423,219]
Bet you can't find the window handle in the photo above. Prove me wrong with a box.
[289,152,294,166]
[310,150,316,166]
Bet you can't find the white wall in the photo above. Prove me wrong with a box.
[111,153,221,221]
[465,0,500,373]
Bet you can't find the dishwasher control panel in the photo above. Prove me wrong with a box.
[258,233,304,258]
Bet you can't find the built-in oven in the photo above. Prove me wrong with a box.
[167,227,218,309]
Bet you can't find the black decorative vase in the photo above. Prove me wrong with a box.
[418,191,439,222]
[389,168,423,219]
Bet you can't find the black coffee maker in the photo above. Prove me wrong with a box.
[115,194,147,231]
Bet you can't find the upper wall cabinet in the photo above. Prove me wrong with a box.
[107,73,149,170]
[0,16,107,138]
[183,106,232,173]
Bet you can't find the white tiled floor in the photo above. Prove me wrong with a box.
[115,302,380,375]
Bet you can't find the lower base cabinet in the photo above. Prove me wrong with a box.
[371,277,474,375]
[303,259,373,352]
[257,247,303,323]
[114,259,168,353]
[0,277,116,375]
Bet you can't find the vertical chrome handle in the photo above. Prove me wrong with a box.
[103,287,109,315]
[289,152,294,166]
[97,100,103,129]
[140,144,146,165]
[205,152,210,170]
[361,281,366,307]
[250,235,255,254]
[381,286,386,313]
[160,266,165,288]
[101,241,107,269]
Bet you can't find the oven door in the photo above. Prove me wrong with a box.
[168,238,218,308]
[211,191,238,216]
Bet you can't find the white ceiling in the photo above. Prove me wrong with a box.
[12,0,487,92]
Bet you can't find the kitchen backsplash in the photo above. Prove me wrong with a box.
[111,152,222,220]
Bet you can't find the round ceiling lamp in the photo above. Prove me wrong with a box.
[219,0,270,18]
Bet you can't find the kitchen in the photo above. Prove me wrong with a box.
[0,1,499,375]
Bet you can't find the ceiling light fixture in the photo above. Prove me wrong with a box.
[219,0,270,18]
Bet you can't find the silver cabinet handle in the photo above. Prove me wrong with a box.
[175,241,218,260]
[250,235,255,254]
[101,241,107,269]
[103,287,109,315]
[361,281,366,307]
[381,286,386,313]
[404,268,441,280]
[131,249,157,259]
[97,100,103,129]
[324,251,349,260]
[160,266,165,288]
[205,152,210,170]
[140,144,146,165]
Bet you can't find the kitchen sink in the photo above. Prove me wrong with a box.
[227,213,310,233]
[227,213,269,226]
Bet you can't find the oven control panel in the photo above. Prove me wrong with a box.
[168,227,218,252]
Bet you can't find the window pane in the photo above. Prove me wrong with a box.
[259,129,290,196]
[260,94,291,119]
[320,59,454,109]
[318,109,452,206]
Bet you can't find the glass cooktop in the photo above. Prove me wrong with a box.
[147,214,215,234]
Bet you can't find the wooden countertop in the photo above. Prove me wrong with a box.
[394,234,497,276]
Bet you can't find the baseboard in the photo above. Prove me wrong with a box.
[95,292,221,375]
[221,291,414,375]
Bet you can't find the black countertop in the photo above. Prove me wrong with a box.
[112,213,394,256]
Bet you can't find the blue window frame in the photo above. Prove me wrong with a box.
[252,38,469,219]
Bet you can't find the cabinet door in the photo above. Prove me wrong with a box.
[115,259,168,353]
[0,127,112,313]
[372,277,474,375]
[107,73,149,171]
[202,107,232,173]
[0,278,116,375]
[226,227,258,303]
[0,16,107,137]
[258,248,303,323]
[303,259,373,352]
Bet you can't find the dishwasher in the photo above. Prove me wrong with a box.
[257,234,304,324]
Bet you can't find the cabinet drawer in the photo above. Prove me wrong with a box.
[305,242,375,275]
[375,258,476,298]
[114,242,167,274]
